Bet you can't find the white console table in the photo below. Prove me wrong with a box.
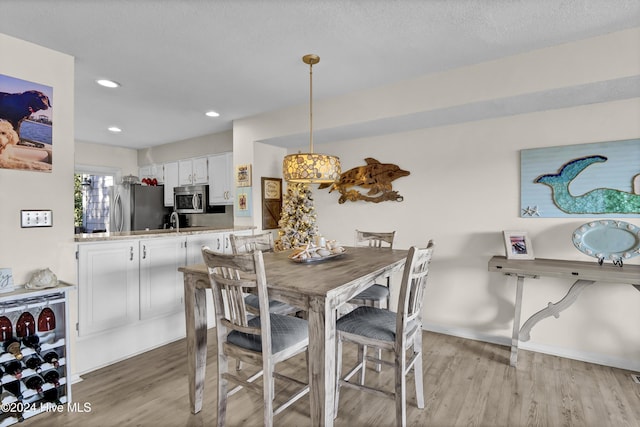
[488,256,640,367]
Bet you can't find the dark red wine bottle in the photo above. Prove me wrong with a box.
[42,350,60,368]
[24,354,43,373]
[42,369,60,387]
[24,374,45,393]
[42,387,62,405]
[3,337,23,360]
[3,360,23,379]
[22,334,41,353]
[3,379,23,400]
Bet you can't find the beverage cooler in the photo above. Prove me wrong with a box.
[0,284,74,425]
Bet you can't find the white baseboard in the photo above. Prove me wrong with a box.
[423,322,640,372]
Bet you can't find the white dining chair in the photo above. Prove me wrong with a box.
[201,247,309,427]
[334,241,434,427]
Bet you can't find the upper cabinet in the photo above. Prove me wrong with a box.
[179,157,208,186]
[163,162,179,207]
[208,152,233,205]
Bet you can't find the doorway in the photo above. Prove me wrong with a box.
[74,171,115,234]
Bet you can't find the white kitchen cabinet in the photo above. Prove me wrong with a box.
[163,161,179,207]
[77,240,140,337]
[139,236,186,320]
[208,152,234,205]
[179,157,208,186]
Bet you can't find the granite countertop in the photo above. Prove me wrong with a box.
[75,226,256,242]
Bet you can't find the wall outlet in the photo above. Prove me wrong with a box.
[21,210,53,228]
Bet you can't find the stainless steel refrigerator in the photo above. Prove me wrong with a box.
[110,184,166,232]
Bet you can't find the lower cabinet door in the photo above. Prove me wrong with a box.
[139,236,186,320]
[78,241,140,336]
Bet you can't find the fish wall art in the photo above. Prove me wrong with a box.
[318,158,410,204]
[520,139,640,218]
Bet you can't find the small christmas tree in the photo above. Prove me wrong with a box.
[275,182,319,250]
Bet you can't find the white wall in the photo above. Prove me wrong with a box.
[0,33,75,287]
[76,140,138,176]
[0,34,79,374]
[137,130,232,165]
[234,28,640,370]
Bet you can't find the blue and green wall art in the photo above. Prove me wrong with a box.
[521,139,640,218]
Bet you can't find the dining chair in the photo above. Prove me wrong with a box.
[334,241,434,427]
[201,247,309,427]
[348,230,396,309]
[229,232,300,316]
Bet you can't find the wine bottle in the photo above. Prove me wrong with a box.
[3,337,23,360]
[3,379,23,400]
[42,369,60,387]
[24,354,43,373]
[42,350,60,368]
[21,334,41,353]
[41,387,62,406]
[3,360,23,379]
[24,374,44,393]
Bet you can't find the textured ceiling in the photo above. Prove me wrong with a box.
[2,0,639,149]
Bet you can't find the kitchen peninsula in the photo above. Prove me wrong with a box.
[74,226,254,373]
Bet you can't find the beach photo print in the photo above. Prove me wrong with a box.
[0,73,53,172]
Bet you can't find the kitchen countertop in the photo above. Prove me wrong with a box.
[74,226,256,242]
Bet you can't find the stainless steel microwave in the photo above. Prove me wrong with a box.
[174,185,208,213]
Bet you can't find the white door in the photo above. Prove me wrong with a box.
[192,157,209,184]
[208,152,233,205]
[139,236,186,320]
[78,241,140,336]
[179,159,194,185]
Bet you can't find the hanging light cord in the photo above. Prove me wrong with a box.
[308,59,314,154]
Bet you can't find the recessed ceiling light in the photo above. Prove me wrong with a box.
[205,111,220,117]
[108,126,122,133]
[96,79,120,88]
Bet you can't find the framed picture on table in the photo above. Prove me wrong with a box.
[261,177,282,230]
[503,231,535,260]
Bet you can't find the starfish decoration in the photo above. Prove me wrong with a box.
[521,206,541,217]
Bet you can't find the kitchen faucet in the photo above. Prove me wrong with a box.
[170,211,179,233]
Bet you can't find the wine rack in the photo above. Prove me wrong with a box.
[0,284,74,426]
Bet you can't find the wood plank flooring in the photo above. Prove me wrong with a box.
[24,330,640,426]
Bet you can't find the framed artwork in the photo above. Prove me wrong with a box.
[0,73,54,172]
[503,231,535,260]
[0,268,14,294]
[235,187,252,217]
[520,139,640,218]
[236,164,252,187]
[261,177,282,230]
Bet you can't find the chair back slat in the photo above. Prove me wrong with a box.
[396,241,434,341]
[230,232,275,254]
[201,247,264,333]
[355,230,395,249]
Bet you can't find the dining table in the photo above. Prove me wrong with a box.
[179,246,409,426]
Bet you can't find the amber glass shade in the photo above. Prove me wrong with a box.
[282,153,341,183]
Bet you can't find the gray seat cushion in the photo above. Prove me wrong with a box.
[337,306,407,342]
[244,294,298,314]
[227,314,308,353]
[352,284,389,301]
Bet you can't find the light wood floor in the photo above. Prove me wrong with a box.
[26,330,640,427]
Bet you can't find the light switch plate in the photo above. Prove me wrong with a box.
[21,210,53,228]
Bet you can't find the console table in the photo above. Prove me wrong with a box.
[488,256,640,367]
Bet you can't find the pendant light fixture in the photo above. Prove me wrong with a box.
[282,54,341,183]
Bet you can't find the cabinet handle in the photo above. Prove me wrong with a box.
[142,245,147,259]
[217,239,221,250]
[130,246,134,261]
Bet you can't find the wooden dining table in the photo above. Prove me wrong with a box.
[179,246,409,426]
